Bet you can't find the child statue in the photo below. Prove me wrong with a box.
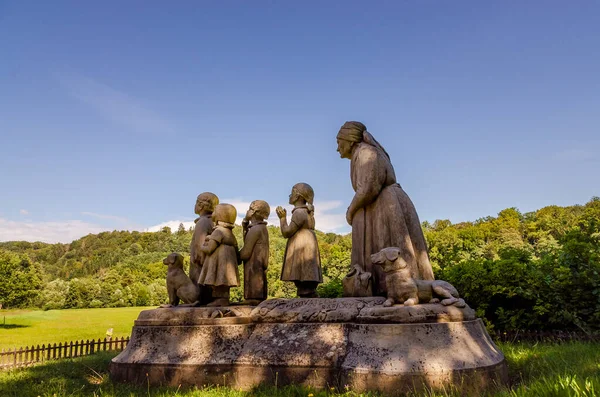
[276,183,323,298]
[239,200,271,305]
[189,192,219,305]
[198,203,240,307]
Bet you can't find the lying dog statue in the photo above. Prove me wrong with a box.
[371,247,466,308]
[161,252,200,308]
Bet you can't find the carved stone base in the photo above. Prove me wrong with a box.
[110,299,508,395]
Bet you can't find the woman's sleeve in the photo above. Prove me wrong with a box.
[350,146,386,210]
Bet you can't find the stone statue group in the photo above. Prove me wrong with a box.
[163,121,464,308]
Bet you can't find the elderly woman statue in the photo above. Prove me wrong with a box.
[337,121,435,296]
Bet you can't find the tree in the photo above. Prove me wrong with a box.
[0,250,42,308]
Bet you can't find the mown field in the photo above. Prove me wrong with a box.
[0,307,152,350]
[0,342,599,396]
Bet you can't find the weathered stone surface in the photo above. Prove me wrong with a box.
[357,303,475,323]
[340,321,507,394]
[114,323,253,365]
[135,306,255,326]
[238,323,347,367]
[251,297,385,323]
[250,297,475,324]
[110,312,507,394]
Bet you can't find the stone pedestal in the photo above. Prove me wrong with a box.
[110,298,508,395]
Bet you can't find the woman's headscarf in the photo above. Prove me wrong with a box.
[337,121,391,160]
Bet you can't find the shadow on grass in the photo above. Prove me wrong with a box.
[1,343,599,397]
[0,351,377,397]
[0,324,30,329]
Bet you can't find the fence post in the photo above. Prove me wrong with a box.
[103,338,107,351]
[13,348,17,367]
[69,341,73,358]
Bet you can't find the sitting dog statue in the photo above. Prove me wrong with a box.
[161,253,200,308]
[371,247,466,308]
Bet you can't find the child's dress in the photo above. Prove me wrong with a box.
[280,206,323,283]
[198,224,240,287]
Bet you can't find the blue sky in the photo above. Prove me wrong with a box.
[1,1,599,243]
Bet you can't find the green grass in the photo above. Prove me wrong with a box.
[0,307,152,350]
[497,341,600,396]
[1,341,599,397]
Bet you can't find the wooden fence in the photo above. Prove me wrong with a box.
[494,330,600,343]
[0,336,129,370]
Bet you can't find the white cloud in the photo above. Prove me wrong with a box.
[0,199,349,244]
[221,198,252,225]
[220,198,347,232]
[19,209,29,215]
[57,70,174,135]
[0,218,108,244]
[219,198,348,233]
[144,220,195,233]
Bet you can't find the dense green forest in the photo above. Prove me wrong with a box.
[1,197,599,332]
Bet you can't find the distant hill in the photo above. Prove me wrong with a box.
[1,197,599,332]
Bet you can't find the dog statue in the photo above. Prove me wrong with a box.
[371,247,466,308]
[161,253,200,308]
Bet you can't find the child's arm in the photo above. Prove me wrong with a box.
[240,227,260,262]
[277,207,301,238]
[280,217,299,238]
[201,230,222,255]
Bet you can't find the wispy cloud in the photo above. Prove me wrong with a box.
[211,198,347,233]
[0,199,348,243]
[0,218,108,244]
[19,209,29,215]
[56,70,174,135]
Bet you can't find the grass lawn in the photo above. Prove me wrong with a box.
[0,341,599,396]
[0,307,152,350]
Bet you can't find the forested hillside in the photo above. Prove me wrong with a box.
[1,197,599,332]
